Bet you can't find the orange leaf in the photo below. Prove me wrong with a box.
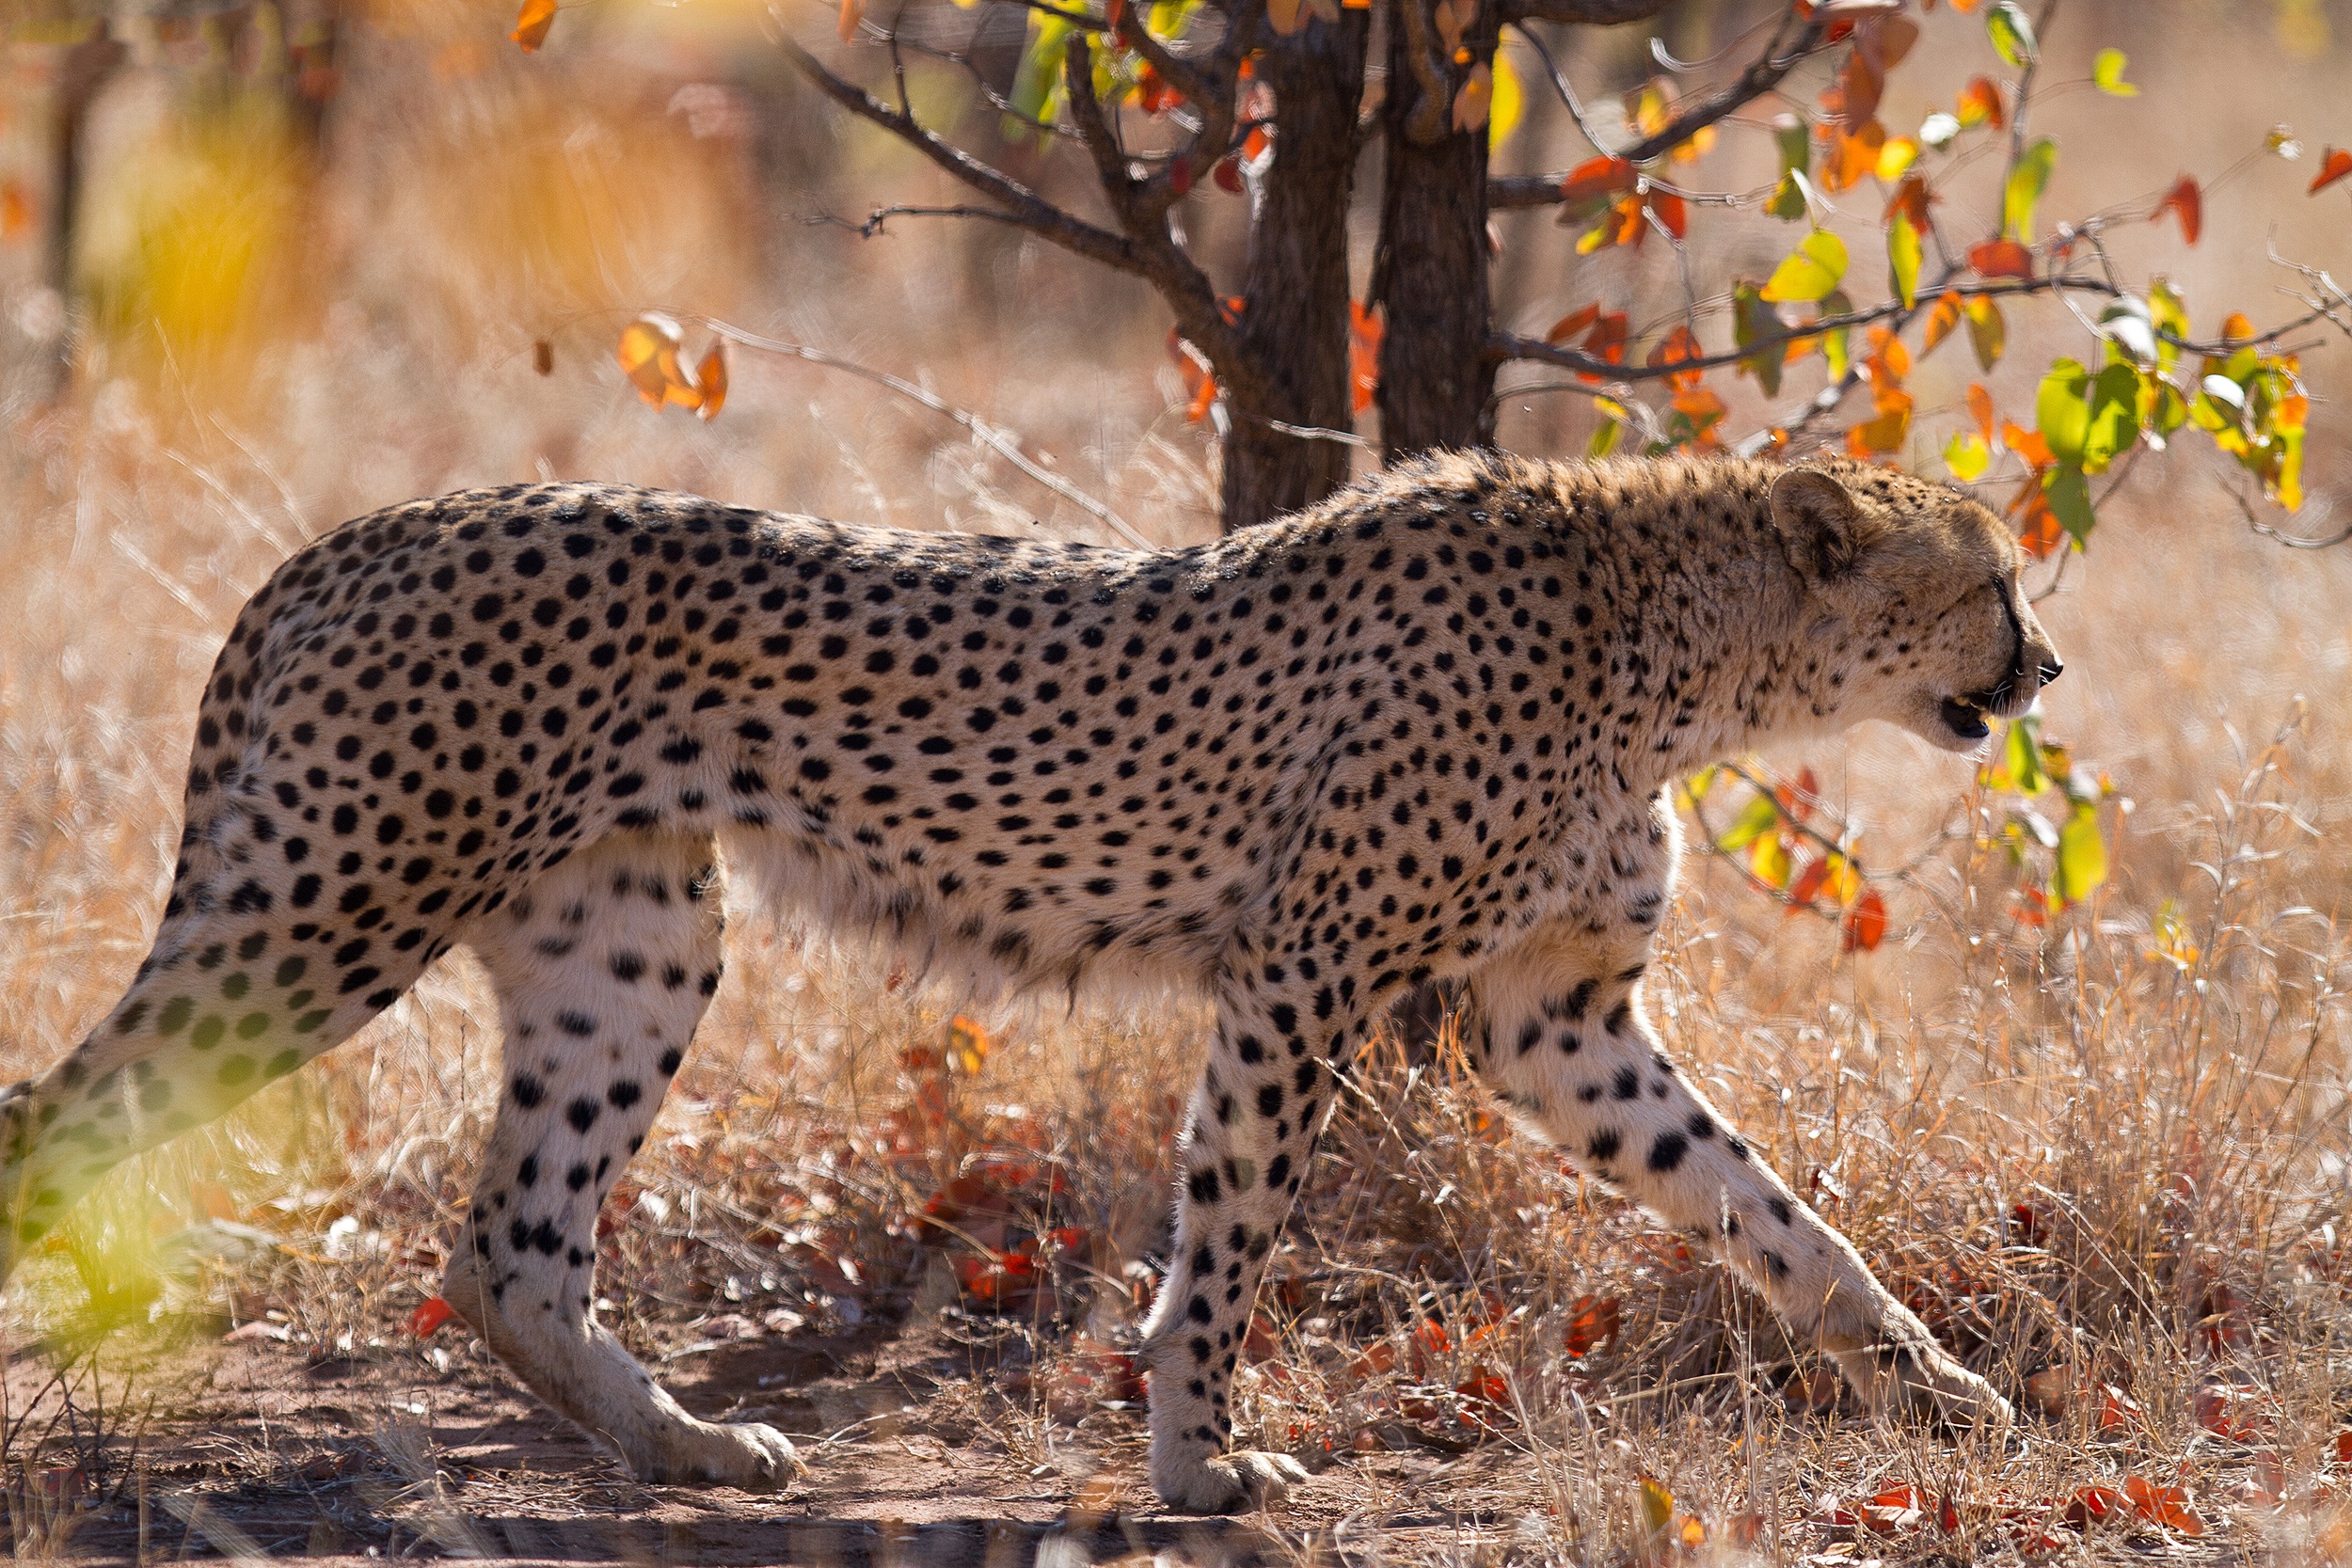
[1788,854,1829,908]
[0,180,30,241]
[1562,1292,1620,1355]
[1559,155,1637,208]
[408,1297,455,1337]
[1955,75,2005,130]
[1349,300,1383,413]
[616,315,694,408]
[2002,420,2052,466]
[511,0,556,50]
[1577,312,1629,385]
[1818,118,1885,194]
[2220,311,2256,342]
[2016,490,2064,558]
[1186,372,1218,422]
[1883,172,1932,233]
[1841,888,1888,951]
[1968,239,2034,278]
[2153,176,2201,245]
[2123,1475,2204,1536]
[2311,147,2352,195]
[2064,1484,2124,1529]
[693,342,727,421]
[1645,325,1705,391]
[1966,383,1995,442]
[1922,293,1963,354]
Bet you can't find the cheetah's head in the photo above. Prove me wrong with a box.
[1770,463,2062,754]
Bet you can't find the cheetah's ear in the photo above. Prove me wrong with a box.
[1769,468,1886,582]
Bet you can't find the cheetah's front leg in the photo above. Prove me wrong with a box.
[1139,973,1361,1513]
[1469,938,2010,1433]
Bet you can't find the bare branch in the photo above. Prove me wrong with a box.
[692,316,1154,547]
[1500,3,1823,180]
[1504,0,1672,20]
[776,32,1138,275]
[1494,273,2333,385]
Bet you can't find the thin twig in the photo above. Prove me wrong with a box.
[691,317,1154,547]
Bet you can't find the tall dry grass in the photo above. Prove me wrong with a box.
[0,0,2348,1560]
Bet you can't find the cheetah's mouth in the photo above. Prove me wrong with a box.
[1938,696,1993,741]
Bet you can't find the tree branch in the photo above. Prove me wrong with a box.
[1493,274,2329,382]
[776,33,1138,275]
[1501,0,1671,21]
[1057,33,1255,384]
[1499,1,1823,184]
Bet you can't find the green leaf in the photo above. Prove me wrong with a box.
[2042,462,2094,545]
[1731,282,1785,396]
[2083,361,2140,471]
[1766,168,1812,221]
[2091,47,2136,96]
[2035,356,2090,462]
[1714,795,1782,852]
[2002,715,2050,795]
[2148,278,2187,372]
[2002,137,2058,242]
[1987,1,2038,68]
[2055,799,2107,904]
[1818,289,1852,383]
[1588,417,1621,459]
[1965,296,2006,372]
[1758,230,1848,304]
[1775,113,1810,176]
[2141,374,2187,441]
[1888,212,1922,309]
[1945,431,1991,481]
[1010,10,1078,130]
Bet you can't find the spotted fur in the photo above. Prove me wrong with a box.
[0,451,2058,1510]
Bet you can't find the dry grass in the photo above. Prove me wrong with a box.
[3,1,2352,1561]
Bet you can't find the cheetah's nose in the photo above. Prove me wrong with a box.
[2036,656,2063,687]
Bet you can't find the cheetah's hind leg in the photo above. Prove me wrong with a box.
[440,830,801,1491]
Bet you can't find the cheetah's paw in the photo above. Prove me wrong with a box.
[1155,1450,1307,1513]
[639,1418,805,1491]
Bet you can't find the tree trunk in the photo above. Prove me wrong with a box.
[1216,18,1370,531]
[1370,12,1498,461]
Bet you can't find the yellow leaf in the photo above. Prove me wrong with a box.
[1945,431,1991,480]
[616,315,697,410]
[694,341,728,421]
[511,0,556,51]
[1750,832,1792,889]
[1875,135,1918,182]
[1640,1475,1675,1536]
[1487,52,1524,150]
[947,1016,992,1074]
[1758,230,1848,304]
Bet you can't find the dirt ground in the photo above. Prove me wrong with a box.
[8,1279,1534,1567]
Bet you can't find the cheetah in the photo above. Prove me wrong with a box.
[0,451,2058,1512]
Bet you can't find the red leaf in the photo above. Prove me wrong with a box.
[1647,189,1688,240]
[2123,1474,2204,1536]
[1968,239,2035,279]
[1213,155,1243,195]
[1544,304,1601,345]
[1562,1292,1620,1356]
[1559,155,1637,207]
[2153,176,2201,245]
[2063,1484,2124,1529]
[408,1297,455,1338]
[1841,888,1887,952]
[1349,301,1383,413]
[2311,147,2352,195]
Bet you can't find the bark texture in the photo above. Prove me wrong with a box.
[1217,18,1371,531]
[1371,11,1500,461]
